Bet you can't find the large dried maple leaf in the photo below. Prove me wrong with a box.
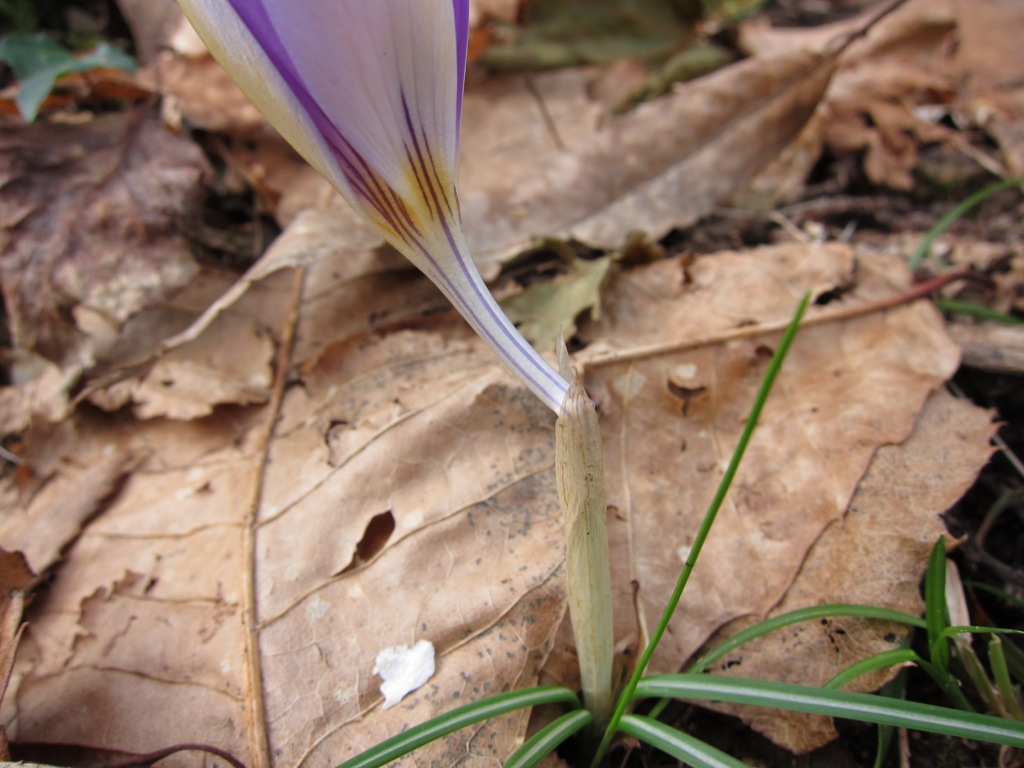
[4,237,991,766]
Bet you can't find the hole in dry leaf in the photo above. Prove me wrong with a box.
[814,277,856,306]
[339,511,395,574]
[666,381,707,417]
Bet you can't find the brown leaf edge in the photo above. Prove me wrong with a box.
[0,547,36,758]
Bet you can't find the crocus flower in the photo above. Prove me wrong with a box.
[177,0,569,412]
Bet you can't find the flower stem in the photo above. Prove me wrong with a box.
[556,341,614,730]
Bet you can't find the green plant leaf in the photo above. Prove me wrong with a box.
[0,32,71,78]
[481,0,701,71]
[0,32,136,121]
[932,298,1024,325]
[618,714,752,768]
[501,254,612,351]
[966,581,1024,613]
[504,709,593,768]
[825,648,921,690]
[924,537,950,673]
[989,636,1024,721]
[0,0,39,32]
[591,292,810,767]
[872,660,908,768]
[634,675,1024,747]
[334,686,580,768]
[1000,636,1024,686]
[686,603,926,675]
[937,625,1024,644]
[908,177,1024,271]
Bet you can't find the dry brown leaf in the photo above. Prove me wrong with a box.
[130,316,274,420]
[0,550,33,594]
[948,323,1024,376]
[952,0,1024,97]
[0,589,25,700]
[133,207,382,363]
[157,49,269,137]
[78,264,290,418]
[0,358,77,436]
[704,387,996,752]
[463,48,837,273]
[0,3,1001,762]
[12,316,567,765]
[116,0,189,64]
[569,243,965,676]
[368,47,838,276]
[77,210,448,414]
[0,550,32,707]
[0,574,26,761]
[0,109,206,367]
[0,426,137,578]
[469,0,521,24]
[5,239,990,764]
[952,0,1024,176]
[971,90,1024,178]
[740,0,958,191]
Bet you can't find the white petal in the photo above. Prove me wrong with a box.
[176,0,356,200]
[373,639,436,709]
[258,0,460,199]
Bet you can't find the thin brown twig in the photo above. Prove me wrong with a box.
[240,266,305,768]
[585,270,983,369]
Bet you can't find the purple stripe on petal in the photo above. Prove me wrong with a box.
[402,229,567,408]
[400,92,456,225]
[225,0,372,200]
[452,0,470,139]
[449,250,569,397]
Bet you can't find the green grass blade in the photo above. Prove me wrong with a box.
[633,675,1024,747]
[988,636,1024,721]
[932,298,1023,325]
[825,648,921,690]
[916,656,975,712]
[687,604,926,674]
[965,580,1024,613]
[334,686,580,768]
[907,177,1024,270]
[504,710,593,768]
[872,664,908,768]
[924,538,950,674]
[938,625,1024,643]
[822,646,971,712]
[999,636,1024,686]
[591,292,811,768]
[618,714,752,768]
[954,633,1003,716]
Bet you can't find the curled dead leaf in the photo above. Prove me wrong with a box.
[0,109,205,367]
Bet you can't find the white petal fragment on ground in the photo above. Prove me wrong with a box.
[373,639,436,709]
